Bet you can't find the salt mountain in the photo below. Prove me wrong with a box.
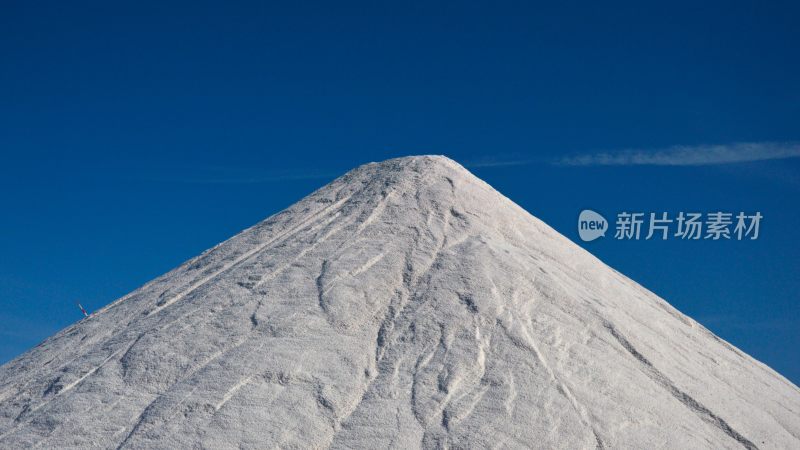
[0,156,798,449]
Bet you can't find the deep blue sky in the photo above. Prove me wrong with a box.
[1,1,798,383]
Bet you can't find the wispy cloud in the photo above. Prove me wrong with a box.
[555,142,800,166]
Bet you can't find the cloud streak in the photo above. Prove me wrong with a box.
[556,142,800,166]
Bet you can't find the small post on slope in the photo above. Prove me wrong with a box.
[77,302,89,318]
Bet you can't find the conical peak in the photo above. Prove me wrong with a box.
[2,155,798,449]
[365,154,462,171]
[333,154,494,202]
[311,155,479,211]
[349,155,470,186]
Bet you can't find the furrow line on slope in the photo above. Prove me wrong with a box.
[354,190,395,235]
[30,395,126,449]
[214,376,253,411]
[396,213,460,435]
[604,321,759,450]
[34,186,353,396]
[319,251,387,299]
[251,209,345,291]
[328,191,452,442]
[498,308,604,449]
[37,196,351,432]
[25,339,145,448]
[112,201,353,378]
[316,259,330,317]
[435,325,492,434]
[240,208,368,330]
[28,344,129,415]
[350,251,387,278]
[410,328,445,428]
[314,189,396,299]
[0,324,110,412]
[146,194,353,317]
[0,342,133,445]
[115,335,255,449]
[386,198,454,353]
[325,284,408,444]
[211,337,270,415]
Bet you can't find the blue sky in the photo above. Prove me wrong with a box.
[1,1,798,383]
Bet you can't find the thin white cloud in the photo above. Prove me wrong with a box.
[556,142,800,166]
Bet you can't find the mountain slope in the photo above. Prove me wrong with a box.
[0,156,798,449]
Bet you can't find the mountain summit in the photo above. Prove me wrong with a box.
[1,156,798,449]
